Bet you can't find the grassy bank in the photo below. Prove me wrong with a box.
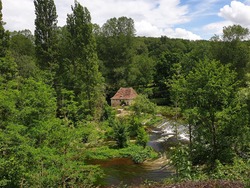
[85,144,158,163]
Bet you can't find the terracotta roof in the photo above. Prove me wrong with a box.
[111,87,138,100]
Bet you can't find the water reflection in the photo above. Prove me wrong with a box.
[89,158,173,186]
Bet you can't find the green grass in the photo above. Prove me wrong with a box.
[85,144,158,163]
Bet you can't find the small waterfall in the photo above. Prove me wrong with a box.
[147,119,189,152]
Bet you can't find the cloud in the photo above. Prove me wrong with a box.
[136,20,201,40]
[165,28,202,40]
[2,0,35,31]
[219,1,250,26]
[2,0,200,40]
[135,20,164,37]
[82,0,190,27]
[188,0,220,17]
[203,21,232,37]
[83,0,193,38]
[201,1,250,39]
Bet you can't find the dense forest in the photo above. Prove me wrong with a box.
[0,0,250,187]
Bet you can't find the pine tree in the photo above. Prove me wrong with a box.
[34,0,58,72]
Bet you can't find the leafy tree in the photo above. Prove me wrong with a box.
[0,0,9,57]
[97,16,135,95]
[211,25,250,80]
[0,76,103,187]
[128,54,155,93]
[222,24,249,42]
[0,75,56,186]
[34,0,58,72]
[171,59,248,167]
[113,120,129,148]
[213,158,250,186]
[170,146,192,180]
[131,94,157,115]
[154,52,181,104]
[10,30,35,57]
[63,1,105,120]
[0,54,18,83]
[136,127,149,148]
[9,30,38,78]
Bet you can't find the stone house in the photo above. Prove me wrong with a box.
[111,87,138,107]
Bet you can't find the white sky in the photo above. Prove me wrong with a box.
[2,0,250,40]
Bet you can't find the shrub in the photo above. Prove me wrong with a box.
[169,145,192,180]
[131,94,157,115]
[212,158,250,186]
[113,121,129,148]
[136,127,149,148]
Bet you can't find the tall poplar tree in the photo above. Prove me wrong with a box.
[65,1,105,119]
[34,0,58,72]
[0,0,9,57]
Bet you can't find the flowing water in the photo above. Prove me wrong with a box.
[89,119,189,187]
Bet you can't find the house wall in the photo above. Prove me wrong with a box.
[111,99,134,107]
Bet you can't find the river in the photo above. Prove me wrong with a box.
[89,119,189,187]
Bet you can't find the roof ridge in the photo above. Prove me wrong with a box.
[111,87,138,100]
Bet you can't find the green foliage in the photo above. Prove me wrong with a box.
[222,24,249,42]
[16,78,57,127]
[62,1,105,120]
[100,104,116,122]
[112,120,129,148]
[34,0,58,71]
[211,25,250,80]
[0,0,9,57]
[97,16,135,93]
[0,54,18,82]
[136,127,149,148]
[126,115,141,137]
[156,106,181,118]
[213,158,250,186]
[171,58,248,168]
[78,121,101,144]
[0,118,103,187]
[9,30,37,78]
[85,145,157,163]
[10,30,35,57]
[169,146,192,180]
[0,78,51,129]
[0,71,103,187]
[132,94,157,115]
[128,54,155,89]
[120,145,158,163]
[154,52,181,103]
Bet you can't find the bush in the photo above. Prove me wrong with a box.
[131,94,157,115]
[136,127,149,148]
[212,158,250,186]
[120,145,158,163]
[112,121,129,148]
[169,145,192,180]
[85,145,158,163]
